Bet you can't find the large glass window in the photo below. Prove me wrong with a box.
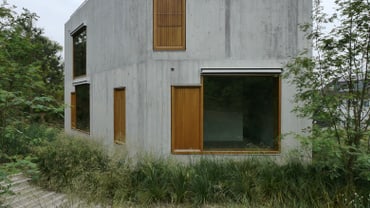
[74,84,90,132]
[203,75,280,151]
[72,26,86,78]
[171,74,281,154]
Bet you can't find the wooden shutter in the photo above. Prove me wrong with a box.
[171,86,202,153]
[154,0,185,50]
[114,88,126,144]
[71,92,76,129]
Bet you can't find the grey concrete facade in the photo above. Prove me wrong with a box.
[65,0,312,161]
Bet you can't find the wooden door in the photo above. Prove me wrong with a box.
[171,86,202,153]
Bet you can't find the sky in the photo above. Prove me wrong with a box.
[6,0,335,56]
[7,0,86,51]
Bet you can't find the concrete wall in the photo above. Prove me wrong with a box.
[65,0,312,161]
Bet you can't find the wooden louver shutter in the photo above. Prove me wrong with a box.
[154,0,185,50]
[114,88,126,144]
[71,92,76,129]
[171,86,202,153]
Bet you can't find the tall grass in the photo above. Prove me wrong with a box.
[35,134,370,207]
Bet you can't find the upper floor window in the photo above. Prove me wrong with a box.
[72,26,86,78]
[153,0,185,50]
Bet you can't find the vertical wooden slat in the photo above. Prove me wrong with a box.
[114,88,126,144]
[154,0,185,50]
[171,86,202,153]
[71,92,76,129]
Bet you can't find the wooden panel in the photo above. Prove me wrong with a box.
[171,86,202,153]
[157,0,182,26]
[153,0,185,50]
[114,88,126,144]
[71,92,76,129]
[157,27,183,47]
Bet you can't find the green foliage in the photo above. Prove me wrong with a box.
[0,124,57,206]
[0,3,64,195]
[0,156,38,176]
[285,0,370,182]
[0,0,64,134]
[0,124,59,162]
[35,135,370,207]
[0,170,11,205]
[35,135,109,190]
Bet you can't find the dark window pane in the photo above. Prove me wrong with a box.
[76,84,90,132]
[203,76,279,150]
[73,27,86,77]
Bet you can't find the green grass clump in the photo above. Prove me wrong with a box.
[0,124,59,161]
[34,134,370,207]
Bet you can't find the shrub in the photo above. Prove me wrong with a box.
[130,157,173,203]
[35,134,110,190]
[0,123,59,160]
[35,134,370,207]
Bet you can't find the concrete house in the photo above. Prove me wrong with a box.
[65,0,312,160]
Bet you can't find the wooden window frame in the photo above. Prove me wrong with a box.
[171,75,281,155]
[153,0,186,50]
[114,88,126,145]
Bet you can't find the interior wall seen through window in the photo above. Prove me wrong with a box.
[203,75,279,150]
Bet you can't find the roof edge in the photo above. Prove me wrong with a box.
[69,0,89,19]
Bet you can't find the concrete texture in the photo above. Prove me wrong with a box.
[64,0,312,161]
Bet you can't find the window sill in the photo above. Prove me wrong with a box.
[172,149,280,155]
[71,128,90,135]
[72,76,89,86]
[153,46,186,51]
[114,141,125,145]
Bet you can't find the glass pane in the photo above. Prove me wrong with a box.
[73,27,86,77]
[76,84,90,132]
[203,76,279,150]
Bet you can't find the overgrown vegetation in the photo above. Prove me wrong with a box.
[0,1,64,128]
[285,0,370,183]
[34,134,370,207]
[1,0,369,207]
[0,0,64,139]
[0,1,64,203]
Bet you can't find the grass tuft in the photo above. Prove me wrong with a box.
[34,134,370,207]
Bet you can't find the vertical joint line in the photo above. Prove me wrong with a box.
[225,0,231,57]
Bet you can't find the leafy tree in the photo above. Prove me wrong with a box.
[285,0,370,182]
[0,0,64,157]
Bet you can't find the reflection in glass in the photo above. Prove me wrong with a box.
[76,84,89,132]
[73,27,86,77]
